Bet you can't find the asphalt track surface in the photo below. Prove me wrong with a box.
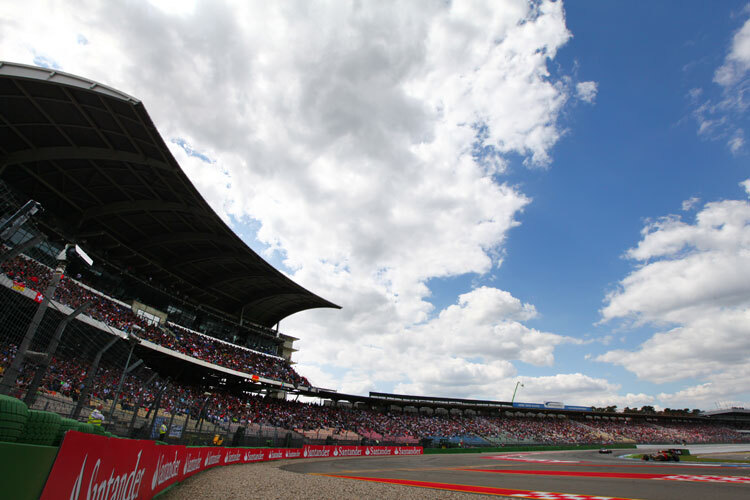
[282,445,750,499]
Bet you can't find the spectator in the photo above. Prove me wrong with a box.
[88,405,105,426]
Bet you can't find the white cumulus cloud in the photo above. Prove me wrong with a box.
[575,81,598,104]
[690,13,750,152]
[714,16,750,87]
[0,0,612,401]
[598,180,750,407]
[681,196,700,211]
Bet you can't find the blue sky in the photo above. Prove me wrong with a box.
[3,0,750,410]
[547,3,745,396]
[410,1,750,407]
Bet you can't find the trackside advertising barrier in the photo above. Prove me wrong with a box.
[39,432,422,500]
[303,445,423,458]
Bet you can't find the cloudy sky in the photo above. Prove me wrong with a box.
[3,0,750,411]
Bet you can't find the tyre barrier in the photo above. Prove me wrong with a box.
[18,410,62,446]
[54,418,81,446]
[0,394,30,443]
[77,422,96,435]
[89,422,107,436]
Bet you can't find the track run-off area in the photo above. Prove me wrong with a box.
[282,444,750,499]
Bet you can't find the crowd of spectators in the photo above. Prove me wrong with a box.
[2,256,749,446]
[470,416,601,444]
[1,255,308,386]
[2,340,748,445]
[555,417,749,444]
[148,324,309,387]
[585,419,669,443]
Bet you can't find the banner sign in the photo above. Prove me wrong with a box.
[41,432,422,500]
[302,445,423,458]
[41,431,181,500]
[512,402,593,412]
[512,402,546,409]
[563,405,593,412]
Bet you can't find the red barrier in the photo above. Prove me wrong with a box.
[41,432,421,500]
[303,445,424,458]
[41,431,180,500]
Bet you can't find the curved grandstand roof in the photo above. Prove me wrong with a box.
[0,61,340,327]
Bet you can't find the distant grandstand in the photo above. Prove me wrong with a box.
[1,61,747,449]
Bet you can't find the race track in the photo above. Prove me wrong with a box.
[282,445,750,499]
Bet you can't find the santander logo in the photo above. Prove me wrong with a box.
[243,451,265,462]
[334,447,362,457]
[366,446,391,456]
[303,447,330,457]
[183,452,202,475]
[397,447,422,455]
[69,451,146,500]
[204,452,221,466]
[151,451,181,491]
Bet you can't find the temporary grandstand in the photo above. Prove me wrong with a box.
[1,62,748,449]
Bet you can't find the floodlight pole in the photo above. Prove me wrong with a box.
[24,300,92,406]
[511,381,524,404]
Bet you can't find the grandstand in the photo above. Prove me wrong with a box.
[1,61,748,450]
[0,61,340,444]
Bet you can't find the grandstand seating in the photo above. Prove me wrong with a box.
[1,254,308,386]
[2,255,749,447]
[2,340,748,446]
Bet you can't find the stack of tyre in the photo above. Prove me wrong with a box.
[0,394,31,444]
[0,395,109,446]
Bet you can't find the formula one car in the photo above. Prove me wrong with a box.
[598,448,613,454]
[641,449,680,462]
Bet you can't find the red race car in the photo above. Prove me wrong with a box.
[641,449,680,462]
